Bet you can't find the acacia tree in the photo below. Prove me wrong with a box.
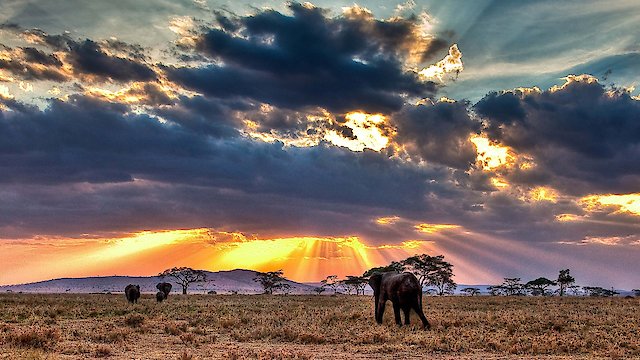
[526,277,557,296]
[362,261,405,277]
[321,275,340,294]
[341,276,368,295]
[557,269,575,296]
[633,289,640,297]
[461,287,481,296]
[159,267,207,295]
[402,254,456,296]
[312,286,326,295]
[253,270,288,294]
[488,285,504,296]
[499,278,526,296]
[280,283,292,295]
[583,286,619,297]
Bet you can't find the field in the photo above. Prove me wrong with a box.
[0,294,638,359]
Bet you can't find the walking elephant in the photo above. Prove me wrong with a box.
[124,284,140,304]
[156,282,172,299]
[368,272,430,329]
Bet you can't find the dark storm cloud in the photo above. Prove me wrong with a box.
[66,39,155,81]
[0,46,68,82]
[153,95,246,138]
[475,78,640,195]
[0,94,454,238]
[0,27,156,82]
[391,100,481,169]
[167,3,439,113]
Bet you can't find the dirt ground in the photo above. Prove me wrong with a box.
[0,294,637,359]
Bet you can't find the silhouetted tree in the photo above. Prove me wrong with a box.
[341,276,368,295]
[488,285,504,296]
[253,270,287,294]
[568,285,582,296]
[499,278,526,296]
[280,283,292,295]
[633,289,640,297]
[461,287,481,296]
[312,286,326,295]
[402,254,456,295]
[557,269,575,296]
[159,267,207,295]
[526,277,557,296]
[362,261,405,277]
[321,275,340,294]
[583,286,619,297]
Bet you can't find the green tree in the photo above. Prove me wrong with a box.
[159,267,207,295]
[557,269,575,296]
[402,254,456,296]
[253,270,287,294]
[526,277,557,296]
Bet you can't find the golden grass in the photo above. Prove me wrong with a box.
[0,294,637,359]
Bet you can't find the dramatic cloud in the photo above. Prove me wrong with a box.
[1,1,640,287]
[0,26,156,83]
[391,99,480,169]
[168,3,442,113]
[476,76,640,195]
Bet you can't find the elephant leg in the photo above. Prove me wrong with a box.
[393,302,402,326]
[412,301,431,330]
[403,306,411,325]
[376,299,386,324]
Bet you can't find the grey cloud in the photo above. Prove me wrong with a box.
[475,79,640,195]
[167,3,440,113]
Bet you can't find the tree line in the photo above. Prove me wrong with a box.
[157,260,638,297]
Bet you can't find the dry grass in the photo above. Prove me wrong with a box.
[0,293,637,359]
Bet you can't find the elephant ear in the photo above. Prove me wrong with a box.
[368,273,382,293]
[156,283,161,290]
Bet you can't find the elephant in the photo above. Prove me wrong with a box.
[124,284,140,304]
[368,272,430,329]
[156,291,165,302]
[156,282,172,299]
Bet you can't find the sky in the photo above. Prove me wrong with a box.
[1,0,639,288]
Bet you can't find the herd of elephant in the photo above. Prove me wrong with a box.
[124,282,172,304]
[123,272,432,330]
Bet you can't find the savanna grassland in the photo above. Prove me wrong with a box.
[0,294,638,359]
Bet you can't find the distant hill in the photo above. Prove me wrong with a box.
[1,273,632,297]
[0,269,316,294]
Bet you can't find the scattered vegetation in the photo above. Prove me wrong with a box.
[0,293,637,358]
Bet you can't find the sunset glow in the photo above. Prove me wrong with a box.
[324,111,390,151]
[470,136,512,170]
[2,1,640,290]
[582,194,640,215]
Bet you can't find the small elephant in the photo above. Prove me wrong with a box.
[368,272,430,329]
[156,282,172,300]
[156,291,165,302]
[125,284,140,304]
